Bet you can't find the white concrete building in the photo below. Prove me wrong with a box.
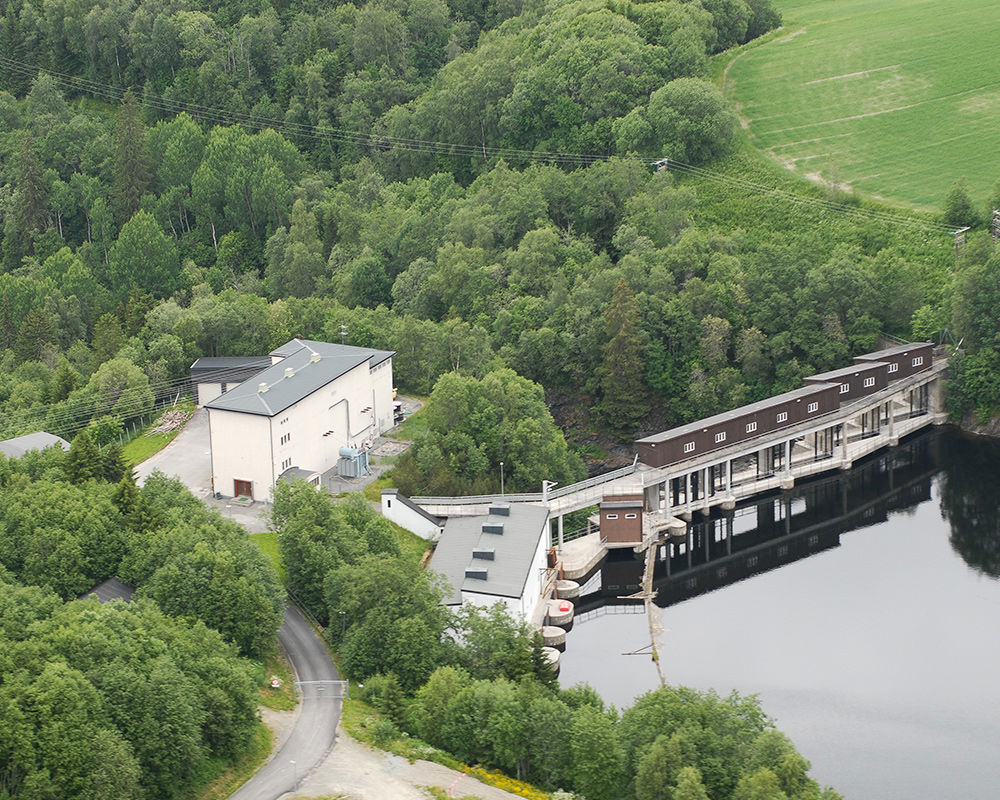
[381,489,445,541]
[206,339,394,501]
[428,501,552,622]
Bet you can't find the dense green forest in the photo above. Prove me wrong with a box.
[4,0,993,477]
[0,443,282,799]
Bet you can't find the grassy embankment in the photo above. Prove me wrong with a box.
[121,400,197,465]
[722,0,1000,211]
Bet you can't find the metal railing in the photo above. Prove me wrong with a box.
[413,456,639,506]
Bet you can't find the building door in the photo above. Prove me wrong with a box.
[234,479,253,499]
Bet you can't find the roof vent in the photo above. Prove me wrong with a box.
[465,567,489,581]
[482,522,504,535]
[284,367,295,378]
[258,382,269,393]
[472,548,495,561]
[489,503,510,516]
[310,353,321,363]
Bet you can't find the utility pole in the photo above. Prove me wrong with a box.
[992,210,1000,243]
[953,226,970,261]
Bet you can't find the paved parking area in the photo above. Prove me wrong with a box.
[133,399,424,534]
[134,408,271,532]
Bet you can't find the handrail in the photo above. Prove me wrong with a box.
[413,456,639,506]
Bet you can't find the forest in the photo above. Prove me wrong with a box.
[5,0,993,477]
[2,0,1000,796]
[0,442,283,799]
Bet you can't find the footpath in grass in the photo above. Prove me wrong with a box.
[724,0,1000,210]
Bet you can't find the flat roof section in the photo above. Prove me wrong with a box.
[806,361,888,382]
[637,383,835,444]
[854,342,931,360]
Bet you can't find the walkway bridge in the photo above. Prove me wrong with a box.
[413,359,947,548]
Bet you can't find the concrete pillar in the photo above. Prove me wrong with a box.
[557,514,564,547]
[930,375,945,422]
[685,472,691,513]
[645,483,659,512]
[726,458,733,494]
[726,514,732,555]
[701,467,709,506]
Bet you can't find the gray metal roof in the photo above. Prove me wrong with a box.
[205,339,394,417]
[189,356,272,386]
[806,361,888,382]
[190,356,271,371]
[430,504,550,605]
[637,384,834,444]
[79,577,135,603]
[854,342,930,360]
[0,431,71,458]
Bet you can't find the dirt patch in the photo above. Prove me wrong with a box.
[256,703,529,799]
[299,731,527,800]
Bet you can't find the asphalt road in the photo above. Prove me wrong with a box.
[229,604,342,800]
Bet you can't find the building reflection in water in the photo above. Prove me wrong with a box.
[576,431,940,614]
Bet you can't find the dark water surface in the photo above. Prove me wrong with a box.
[559,430,1000,799]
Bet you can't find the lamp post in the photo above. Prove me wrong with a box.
[339,610,346,638]
[500,461,504,496]
[290,760,297,796]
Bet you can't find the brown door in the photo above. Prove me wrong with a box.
[234,479,253,499]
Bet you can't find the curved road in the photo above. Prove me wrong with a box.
[134,411,344,799]
[230,604,342,800]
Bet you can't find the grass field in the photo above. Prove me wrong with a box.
[723,0,1000,212]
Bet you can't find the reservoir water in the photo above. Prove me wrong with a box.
[558,430,1000,799]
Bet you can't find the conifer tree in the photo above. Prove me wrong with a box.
[66,429,100,484]
[14,133,49,257]
[112,469,142,529]
[599,279,650,438]
[100,441,127,483]
[14,308,53,363]
[111,90,150,225]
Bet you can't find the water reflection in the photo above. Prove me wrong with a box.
[938,432,1000,578]
[577,431,940,611]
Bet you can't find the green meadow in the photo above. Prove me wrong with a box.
[724,0,1000,212]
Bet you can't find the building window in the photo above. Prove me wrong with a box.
[888,362,899,373]
[840,383,850,394]
[807,402,819,413]
[863,376,876,388]
[606,514,619,520]
[683,442,695,453]
[281,458,291,471]
[280,433,292,445]
[912,356,924,367]
[715,432,726,444]
[746,422,757,433]
[776,411,788,423]
[625,513,638,519]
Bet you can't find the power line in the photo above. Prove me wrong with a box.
[0,54,953,234]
